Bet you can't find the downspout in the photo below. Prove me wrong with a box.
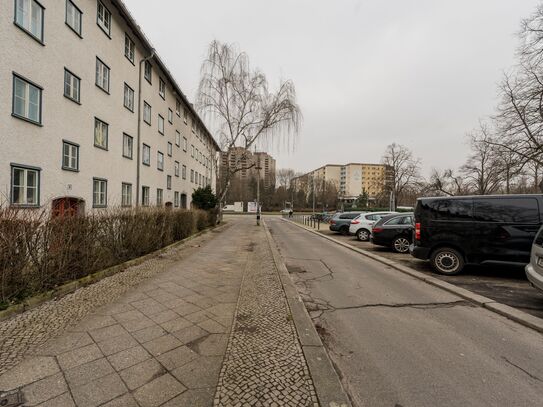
[136,50,155,206]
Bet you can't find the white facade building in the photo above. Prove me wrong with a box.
[0,0,220,215]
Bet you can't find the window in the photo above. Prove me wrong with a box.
[64,69,80,103]
[144,61,152,83]
[474,198,540,223]
[191,117,195,133]
[175,131,181,147]
[124,34,135,64]
[190,169,194,183]
[174,161,179,177]
[168,108,173,124]
[97,1,111,36]
[11,165,40,206]
[174,191,179,207]
[142,186,150,206]
[142,144,150,165]
[157,151,164,171]
[156,188,163,206]
[62,141,79,171]
[159,78,165,99]
[122,183,132,207]
[175,99,181,116]
[158,115,164,135]
[167,175,172,190]
[183,137,187,152]
[12,74,42,124]
[15,0,44,42]
[124,83,134,111]
[122,133,133,159]
[183,109,188,124]
[182,165,187,179]
[143,102,151,125]
[66,0,82,36]
[93,178,107,208]
[94,118,108,149]
[167,142,173,157]
[191,145,194,158]
[95,58,110,93]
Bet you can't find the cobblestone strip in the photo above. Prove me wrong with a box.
[214,226,319,407]
[0,227,227,376]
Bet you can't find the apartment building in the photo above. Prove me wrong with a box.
[220,147,276,190]
[0,0,220,215]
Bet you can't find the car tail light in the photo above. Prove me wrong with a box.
[415,223,421,240]
[330,220,335,225]
[351,220,360,224]
[372,227,383,233]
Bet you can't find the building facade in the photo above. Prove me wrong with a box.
[220,147,276,193]
[0,0,220,215]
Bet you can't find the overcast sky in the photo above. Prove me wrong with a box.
[125,0,540,176]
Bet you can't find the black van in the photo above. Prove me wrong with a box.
[411,194,543,275]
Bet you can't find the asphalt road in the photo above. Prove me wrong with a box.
[266,217,543,407]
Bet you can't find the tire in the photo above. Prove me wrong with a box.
[340,226,350,235]
[430,247,465,275]
[392,236,411,253]
[357,229,370,241]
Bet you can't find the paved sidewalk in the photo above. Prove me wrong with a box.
[0,218,318,407]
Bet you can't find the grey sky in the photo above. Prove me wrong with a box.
[125,0,540,176]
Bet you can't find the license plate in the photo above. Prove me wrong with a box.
[538,257,543,267]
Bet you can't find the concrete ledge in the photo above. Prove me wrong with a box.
[263,219,352,407]
[0,222,230,322]
[282,218,543,334]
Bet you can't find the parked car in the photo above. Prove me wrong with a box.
[349,212,396,241]
[526,225,543,292]
[411,194,543,275]
[371,213,414,253]
[329,212,364,235]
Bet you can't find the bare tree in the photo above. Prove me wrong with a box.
[196,41,302,207]
[381,143,422,208]
[428,169,467,196]
[276,168,296,189]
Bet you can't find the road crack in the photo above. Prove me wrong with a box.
[502,356,543,383]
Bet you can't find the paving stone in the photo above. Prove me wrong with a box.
[197,318,228,334]
[143,334,182,356]
[173,302,202,316]
[35,332,94,356]
[88,324,127,343]
[188,334,228,356]
[133,373,186,407]
[156,345,199,371]
[57,344,103,370]
[64,358,114,387]
[107,345,151,371]
[132,325,167,344]
[68,315,118,333]
[120,316,156,333]
[185,310,214,323]
[148,310,179,324]
[97,332,139,356]
[70,373,127,407]
[171,325,209,345]
[160,317,193,333]
[100,393,140,407]
[112,309,147,323]
[162,388,215,407]
[0,356,59,390]
[36,392,75,407]
[171,355,222,389]
[119,358,166,391]
[21,372,67,405]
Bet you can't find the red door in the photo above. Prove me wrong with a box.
[52,198,80,218]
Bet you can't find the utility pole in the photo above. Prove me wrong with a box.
[256,153,262,226]
[312,174,316,215]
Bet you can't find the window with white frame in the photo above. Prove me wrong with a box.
[191,145,194,158]
[97,1,111,36]
[142,144,150,165]
[174,191,179,207]
[159,78,165,99]
[183,137,187,152]
[62,141,79,171]
[183,109,188,124]
[93,178,107,207]
[94,118,108,149]
[168,108,173,124]
[176,99,181,116]
[156,188,163,206]
[167,142,172,157]
[158,115,164,135]
[157,151,164,171]
[142,186,149,206]
[64,69,80,103]
[124,34,135,64]
[143,101,151,124]
[174,161,179,177]
[124,83,134,111]
[167,175,172,190]
[66,0,82,36]
[144,61,152,83]
[95,57,110,92]
[175,130,180,147]
[122,183,132,207]
[190,169,194,183]
[122,133,133,159]
[13,74,42,124]
[15,0,44,42]
[182,165,187,179]
[11,165,40,206]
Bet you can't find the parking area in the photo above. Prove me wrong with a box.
[315,227,543,320]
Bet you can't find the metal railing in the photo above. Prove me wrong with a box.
[282,213,321,230]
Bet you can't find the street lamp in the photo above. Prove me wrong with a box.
[256,156,262,226]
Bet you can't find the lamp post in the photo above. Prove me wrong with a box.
[256,156,262,226]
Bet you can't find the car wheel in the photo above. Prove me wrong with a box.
[357,229,370,241]
[340,226,349,235]
[430,247,465,275]
[392,237,410,253]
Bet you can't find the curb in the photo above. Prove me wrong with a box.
[263,219,352,407]
[281,218,543,334]
[0,222,230,322]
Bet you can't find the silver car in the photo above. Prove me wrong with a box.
[526,226,543,292]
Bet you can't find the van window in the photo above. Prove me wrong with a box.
[473,198,539,223]
[340,213,358,219]
[424,199,472,220]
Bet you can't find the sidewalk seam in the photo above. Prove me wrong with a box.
[263,219,353,407]
[282,218,543,334]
